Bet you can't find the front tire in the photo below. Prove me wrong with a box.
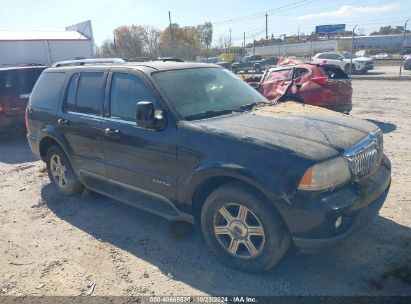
[344,64,356,74]
[46,145,83,195]
[201,182,290,272]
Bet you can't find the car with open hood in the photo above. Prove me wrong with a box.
[26,59,391,272]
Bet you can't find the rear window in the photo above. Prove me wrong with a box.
[0,68,45,96]
[321,66,349,80]
[30,72,66,110]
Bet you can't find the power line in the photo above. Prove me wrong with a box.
[212,0,319,26]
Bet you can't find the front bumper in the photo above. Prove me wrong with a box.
[281,155,391,253]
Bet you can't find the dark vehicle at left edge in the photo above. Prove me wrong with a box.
[0,65,46,132]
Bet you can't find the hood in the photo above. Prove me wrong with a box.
[185,103,379,161]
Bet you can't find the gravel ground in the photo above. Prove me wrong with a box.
[0,80,410,296]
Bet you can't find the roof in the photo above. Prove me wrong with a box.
[48,61,218,73]
[126,61,216,71]
[0,30,90,41]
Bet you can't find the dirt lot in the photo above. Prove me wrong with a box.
[0,80,410,296]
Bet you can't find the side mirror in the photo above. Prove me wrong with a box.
[136,101,167,130]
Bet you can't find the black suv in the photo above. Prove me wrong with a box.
[27,59,391,272]
[0,65,46,131]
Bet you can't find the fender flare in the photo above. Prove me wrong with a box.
[182,162,284,207]
[39,125,73,165]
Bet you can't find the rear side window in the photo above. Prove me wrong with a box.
[65,72,105,115]
[30,72,66,110]
[294,68,309,79]
[266,69,293,81]
[110,73,157,121]
[322,66,349,80]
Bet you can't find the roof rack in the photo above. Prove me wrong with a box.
[52,58,126,68]
[122,57,152,62]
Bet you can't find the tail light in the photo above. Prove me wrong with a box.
[311,76,328,85]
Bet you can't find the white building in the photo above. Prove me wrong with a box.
[0,21,94,66]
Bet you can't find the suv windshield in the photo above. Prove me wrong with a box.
[152,68,267,120]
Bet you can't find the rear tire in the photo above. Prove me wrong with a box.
[200,182,290,273]
[46,145,83,195]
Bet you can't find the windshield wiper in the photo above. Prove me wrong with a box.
[239,102,267,111]
[185,109,239,120]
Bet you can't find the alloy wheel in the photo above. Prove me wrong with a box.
[213,203,265,259]
[49,154,68,188]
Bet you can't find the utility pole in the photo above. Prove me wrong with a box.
[168,11,173,51]
[243,32,246,55]
[265,13,268,42]
[309,36,313,60]
[350,25,358,77]
[297,25,300,43]
[283,34,286,56]
[229,28,232,54]
[399,18,410,77]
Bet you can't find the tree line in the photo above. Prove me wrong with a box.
[95,22,214,60]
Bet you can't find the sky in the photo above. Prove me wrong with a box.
[0,0,409,46]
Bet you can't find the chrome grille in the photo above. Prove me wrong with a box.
[343,131,383,179]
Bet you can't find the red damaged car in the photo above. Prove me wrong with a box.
[249,61,353,113]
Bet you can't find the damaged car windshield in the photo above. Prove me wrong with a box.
[152,67,268,120]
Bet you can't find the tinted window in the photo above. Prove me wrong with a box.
[110,73,157,121]
[322,66,349,79]
[0,68,45,96]
[65,73,79,112]
[29,72,66,110]
[66,72,105,115]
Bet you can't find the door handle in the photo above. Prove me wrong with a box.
[57,119,69,127]
[104,128,120,138]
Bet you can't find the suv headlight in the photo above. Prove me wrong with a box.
[298,157,351,191]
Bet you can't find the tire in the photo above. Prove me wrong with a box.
[200,182,290,273]
[46,145,83,195]
[255,65,262,74]
[231,66,238,74]
[344,64,355,74]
